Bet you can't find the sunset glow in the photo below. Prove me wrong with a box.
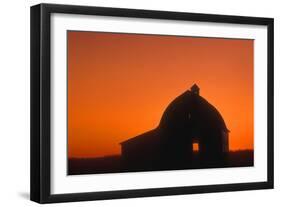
[68,31,254,158]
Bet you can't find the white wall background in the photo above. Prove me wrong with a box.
[0,0,279,206]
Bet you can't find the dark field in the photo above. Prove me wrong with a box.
[68,150,253,175]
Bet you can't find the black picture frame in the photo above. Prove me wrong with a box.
[30,3,274,204]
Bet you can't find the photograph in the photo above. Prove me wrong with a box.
[30,3,273,203]
[67,31,254,175]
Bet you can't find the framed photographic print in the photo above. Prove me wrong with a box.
[30,3,274,203]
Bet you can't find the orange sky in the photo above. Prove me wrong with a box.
[67,31,254,158]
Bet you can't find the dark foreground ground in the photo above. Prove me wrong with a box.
[68,150,253,175]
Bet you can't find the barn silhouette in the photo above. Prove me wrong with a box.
[120,84,229,171]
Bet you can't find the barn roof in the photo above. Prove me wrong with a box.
[120,85,229,146]
[120,129,160,146]
[159,87,229,132]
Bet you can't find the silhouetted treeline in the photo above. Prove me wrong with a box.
[68,150,253,175]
